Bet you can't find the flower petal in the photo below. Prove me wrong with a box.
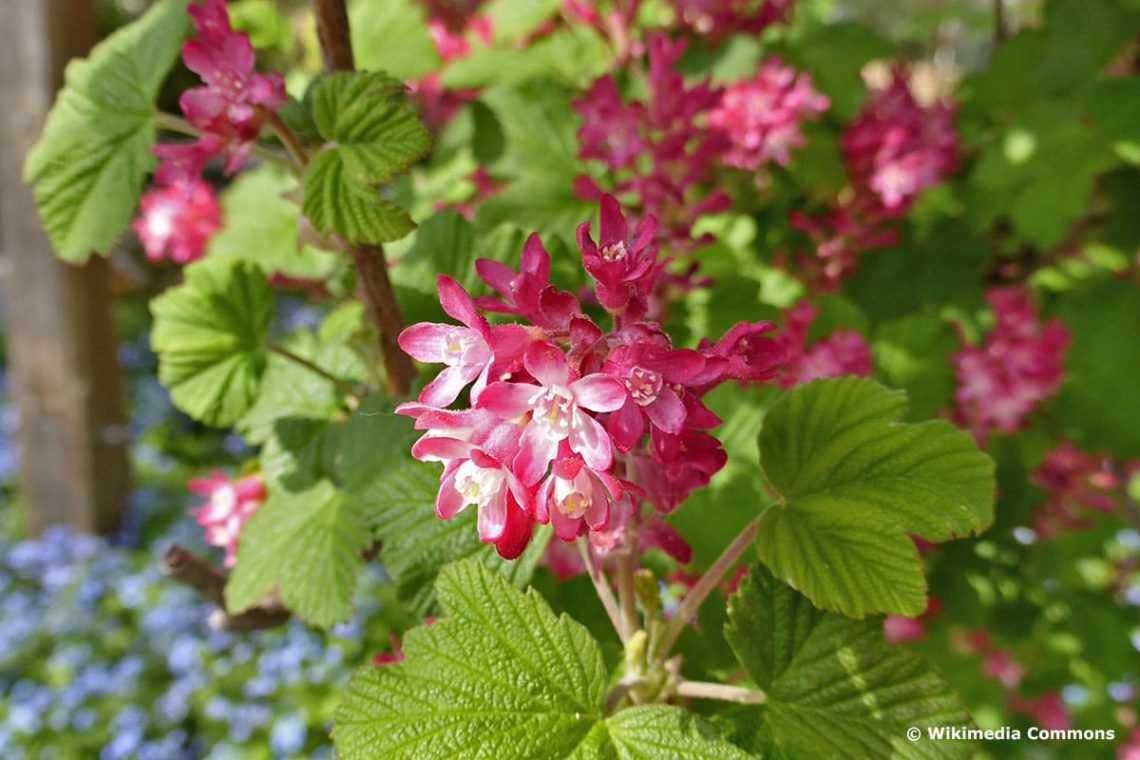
[569,410,612,471]
[572,374,627,412]
[524,342,571,387]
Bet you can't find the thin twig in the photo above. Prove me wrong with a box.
[161,543,226,606]
[160,544,291,632]
[577,537,624,641]
[267,342,362,402]
[616,550,638,641]
[312,0,417,397]
[674,680,767,705]
[655,512,765,662]
[263,110,310,167]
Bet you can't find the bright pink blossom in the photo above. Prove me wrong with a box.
[478,342,626,484]
[776,301,873,387]
[188,472,266,568]
[537,446,624,540]
[982,649,1026,690]
[476,234,581,332]
[577,195,664,318]
[842,68,958,213]
[133,180,222,264]
[709,58,829,170]
[1033,441,1125,538]
[399,275,527,406]
[153,0,286,182]
[574,34,730,250]
[603,338,706,452]
[952,287,1070,440]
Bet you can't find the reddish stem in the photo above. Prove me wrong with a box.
[312,0,416,397]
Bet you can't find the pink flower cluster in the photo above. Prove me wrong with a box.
[708,57,829,170]
[574,34,731,249]
[133,180,221,264]
[1033,441,1127,538]
[674,0,794,42]
[842,70,958,213]
[397,196,782,558]
[952,287,1070,441]
[155,0,286,184]
[409,8,494,129]
[775,301,873,387]
[188,472,267,568]
[136,0,286,264]
[793,68,959,287]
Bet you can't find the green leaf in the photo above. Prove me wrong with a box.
[208,165,340,279]
[350,0,441,80]
[333,560,749,759]
[23,0,190,260]
[756,377,994,618]
[872,315,958,421]
[150,258,275,427]
[302,72,433,244]
[342,398,551,614]
[237,331,362,444]
[302,148,418,244]
[225,480,370,627]
[391,210,478,293]
[1055,280,1140,458]
[483,0,560,43]
[261,416,343,492]
[722,565,973,758]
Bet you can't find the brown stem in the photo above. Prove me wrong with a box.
[263,110,309,167]
[351,245,417,396]
[160,544,291,632]
[312,0,416,397]
[313,0,356,71]
[994,0,1007,44]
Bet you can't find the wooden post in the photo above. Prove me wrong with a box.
[0,0,131,536]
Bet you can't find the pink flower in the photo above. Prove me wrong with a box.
[841,67,958,214]
[776,301,873,387]
[982,650,1026,690]
[883,616,926,644]
[536,446,624,540]
[133,180,222,264]
[478,342,627,485]
[1009,691,1071,731]
[400,405,538,558]
[188,472,266,568]
[952,287,1070,440]
[153,0,286,182]
[1119,729,1140,760]
[576,195,665,319]
[603,338,706,451]
[1032,441,1123,538]
[476,234,581,332]
[637,430,728,513]
[398,275,527,407]
[710,58,829,170]
[573,34,730,250]
[693,320,784,391]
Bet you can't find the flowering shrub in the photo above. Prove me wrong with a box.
[18,0,1140,757]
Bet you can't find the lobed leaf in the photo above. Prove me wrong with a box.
[23,0,190,261]
[150,258,275,427]
[225,480,370,627]
[722,565,973,758]
[334,560,749,759]
[756,377,994,617]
